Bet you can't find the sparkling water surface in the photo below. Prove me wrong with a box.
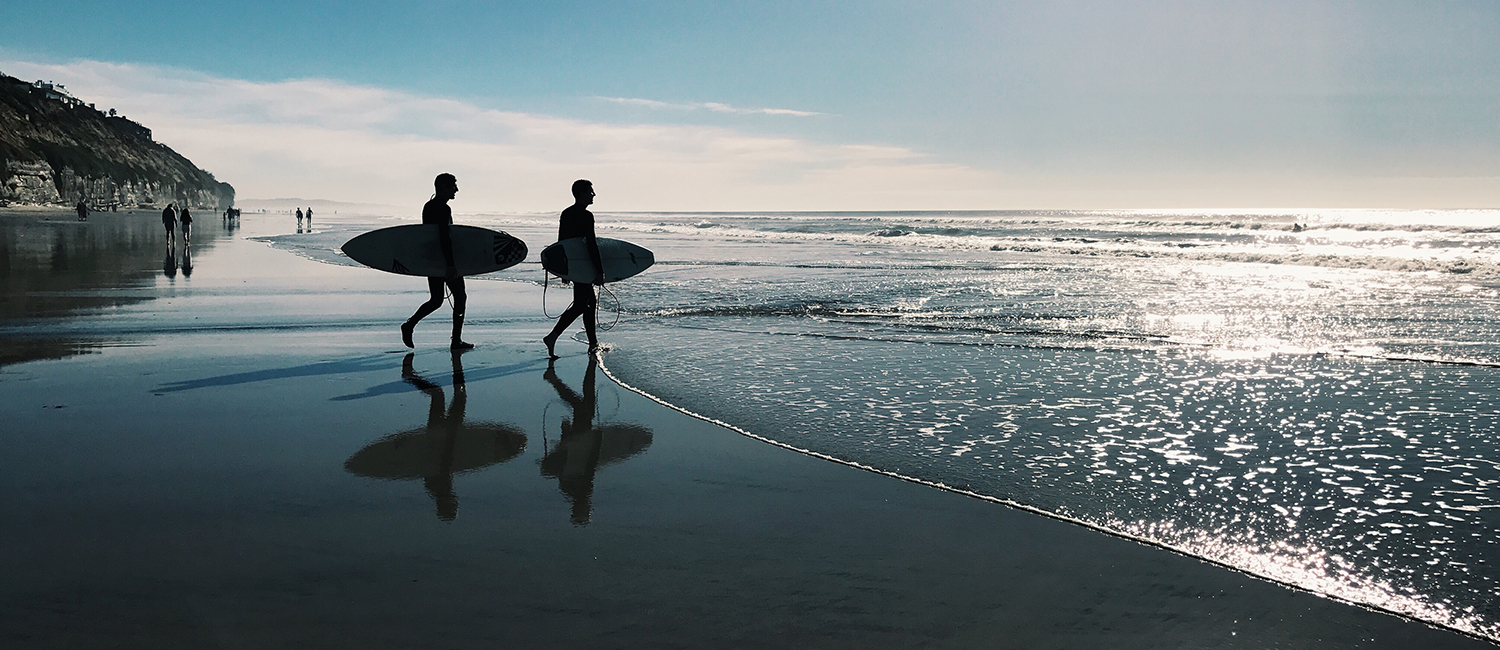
[273,209,1500,639]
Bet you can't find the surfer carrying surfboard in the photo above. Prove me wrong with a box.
[401,173,474,350]
[542,180,604,358]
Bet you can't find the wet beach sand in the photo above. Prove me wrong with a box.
[1,207,1493,648]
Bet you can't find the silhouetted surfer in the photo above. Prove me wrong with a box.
[401,173,473,350]
[75,200,88,222]
[543,180,603,358]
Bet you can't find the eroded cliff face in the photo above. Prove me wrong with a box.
[3,161,60,203]
[0,73,233,209]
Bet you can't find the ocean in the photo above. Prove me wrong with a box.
[270,208,1500,640]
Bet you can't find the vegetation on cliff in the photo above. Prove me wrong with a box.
[0,71,233,209]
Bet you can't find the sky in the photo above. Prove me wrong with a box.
[2,0,1498,211]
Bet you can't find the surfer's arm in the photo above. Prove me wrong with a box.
[437,221,457,277]
[585,235,604,285]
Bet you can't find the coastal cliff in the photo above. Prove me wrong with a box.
[0,72,233,209]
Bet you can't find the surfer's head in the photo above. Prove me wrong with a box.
[434,173,458,201]
[572,179,594,207]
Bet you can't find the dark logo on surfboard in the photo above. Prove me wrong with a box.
[391,259,411,274]
[493,234,525,266]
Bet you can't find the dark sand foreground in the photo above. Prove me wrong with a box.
[1,208,1493,648]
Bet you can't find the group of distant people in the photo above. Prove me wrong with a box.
[401,174,603,358]
[296,207,313,230]
[160,203,194,245]
[72,200,120,221]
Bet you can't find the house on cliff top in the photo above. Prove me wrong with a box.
[31,80,84,108]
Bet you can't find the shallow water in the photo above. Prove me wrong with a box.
[268,208,1500,640]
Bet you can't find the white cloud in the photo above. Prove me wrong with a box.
[597,96,826,117]
[9,58,1497,210]
[1,58,1003,211]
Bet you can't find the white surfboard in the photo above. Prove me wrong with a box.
[342,224,528,277]
[540,237,654,283]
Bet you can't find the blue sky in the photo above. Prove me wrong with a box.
[2,1,1498,209]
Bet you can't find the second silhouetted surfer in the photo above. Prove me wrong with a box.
[401,173,473,350]
[543,180,604,358]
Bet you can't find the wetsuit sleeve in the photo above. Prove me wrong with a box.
[426,201,458,274]
[584,212,603,284]
[438,221,456,272]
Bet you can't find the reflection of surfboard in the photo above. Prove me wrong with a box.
[540,237,654,283]
[344,422,526,478]
[342,224,527,277]
[594,424,654,467]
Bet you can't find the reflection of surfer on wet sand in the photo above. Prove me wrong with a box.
[344,351,526,521]
[540,355,653,525]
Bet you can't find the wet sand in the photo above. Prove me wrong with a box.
[0,209,1493,648]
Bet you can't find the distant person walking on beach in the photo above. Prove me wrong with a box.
[295,207,304,230]
[179,206,193,245]
[305,207,312,228]
[161,203,177,243]
[400,173,473,350]
[543,180,603,359]
[75,200,88,221]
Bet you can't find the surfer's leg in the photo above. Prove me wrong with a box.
[447,277,473,350]
[404,278,445,347]
[578,284,599,349]
[544,300,586,359]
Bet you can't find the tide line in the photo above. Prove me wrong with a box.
[594,351,1497,644]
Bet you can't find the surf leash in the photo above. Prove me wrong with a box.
[597,283,622,332]
[542,269,557,318]
[543,269,623,330]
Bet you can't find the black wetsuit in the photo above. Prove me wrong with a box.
[161,207,176,238]
[558,204,592,242]
[559,204,603,292]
